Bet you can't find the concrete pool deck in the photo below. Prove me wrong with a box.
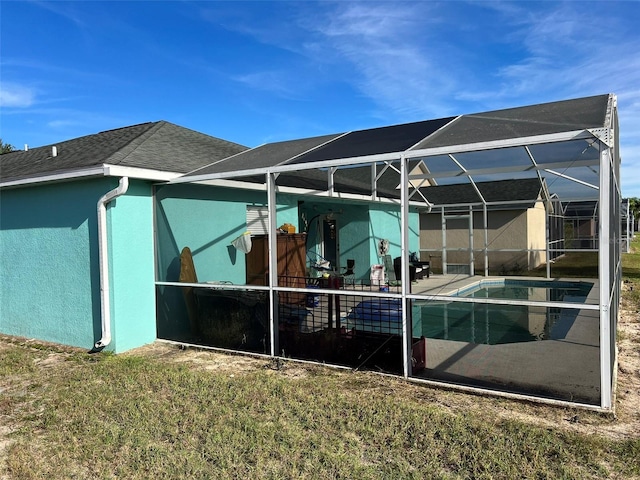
[408,274,602,404]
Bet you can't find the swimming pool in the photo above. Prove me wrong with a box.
[455,279,594,302]
[416,279,594,345]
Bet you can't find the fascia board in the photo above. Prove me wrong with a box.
[1,165,184,189]
[103,165,182,182]
[0,166,106,188]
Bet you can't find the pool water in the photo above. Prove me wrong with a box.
[459,279,593,302]
[416,280,593,345]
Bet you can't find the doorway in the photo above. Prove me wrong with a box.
[443,213,474,275]
[322,218,339,270]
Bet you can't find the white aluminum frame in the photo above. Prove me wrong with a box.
[166,95,620,410]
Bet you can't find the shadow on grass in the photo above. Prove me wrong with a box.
[622,267,640,280]
[530,252,599,278]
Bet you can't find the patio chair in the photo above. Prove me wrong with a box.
[341,259,355,286]
[393,255,430,281]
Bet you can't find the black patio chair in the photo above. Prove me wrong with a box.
[341,259,356,286]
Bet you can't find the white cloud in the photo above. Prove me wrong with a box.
[0,83,36,108]
[47,119,81,129]
[299,2,458,117]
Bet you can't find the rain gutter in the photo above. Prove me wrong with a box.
[95,177,129,349]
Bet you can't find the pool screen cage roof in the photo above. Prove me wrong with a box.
[173,93,621,410]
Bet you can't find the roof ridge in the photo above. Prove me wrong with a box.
[102,121,164,165]
[164,122,247,151]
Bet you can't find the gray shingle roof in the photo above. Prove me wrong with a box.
[419,178,544,207]
[0,121,247,184]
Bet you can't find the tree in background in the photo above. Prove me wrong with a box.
[1,139,16,154]
[629,197,639,227]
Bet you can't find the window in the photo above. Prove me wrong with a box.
[246,206,268,234]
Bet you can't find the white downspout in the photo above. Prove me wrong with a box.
[95,177,129,349]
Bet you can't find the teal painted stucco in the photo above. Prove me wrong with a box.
[299,200,370,281]
[156,183,265,284]
[107,180,157,352]
[0,177,158,353]
[154,184,299,338]
[156,185,300,284]
[1,174,418,353]
[0,179,108,347]
[298,199,419,281]
[369,204,420,267]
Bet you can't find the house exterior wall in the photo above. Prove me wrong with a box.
[0,179,105,348]
[155,184,302,285]
[1,178,157,352]
[300,200,370,279]
[107,179,157,352]
[369,204,420,271]
[298,200,419,281]
[420,207,544,273]
[526,201,547,269]
[484,209,528,272]
[156,184,420,285]
[154,183,299,339]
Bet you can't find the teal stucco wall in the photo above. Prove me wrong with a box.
[0,179,104,348]
[299,199,419,281]
[0,178,157,353]
[369,204,420,264]
[107,180,157,352]
[158,184,261,284]
[154,184,299,339]
[156,184,300,284]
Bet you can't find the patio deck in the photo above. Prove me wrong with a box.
[407,274,601,404]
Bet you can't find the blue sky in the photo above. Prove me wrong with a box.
[1,1,639,197]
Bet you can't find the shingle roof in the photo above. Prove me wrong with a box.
[419,178,544,207]
[0,121,247,184]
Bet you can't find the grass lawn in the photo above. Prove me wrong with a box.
[1,238,639,479]
[531,251,599,278]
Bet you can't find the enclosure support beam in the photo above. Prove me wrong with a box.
[483,204,489,276]
[524,146,553,279]
[626,202,631,253]
[327,167,336,197]
[469,205,474,277]
[598,146,612,410]
[371,162,377,200]
[400,155,411,378]
[441,207,447,275]
[545,203,551,279]
[449,154,483,277]
[267,171,278,358]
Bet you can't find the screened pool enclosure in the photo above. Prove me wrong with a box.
[155,94,621,410]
